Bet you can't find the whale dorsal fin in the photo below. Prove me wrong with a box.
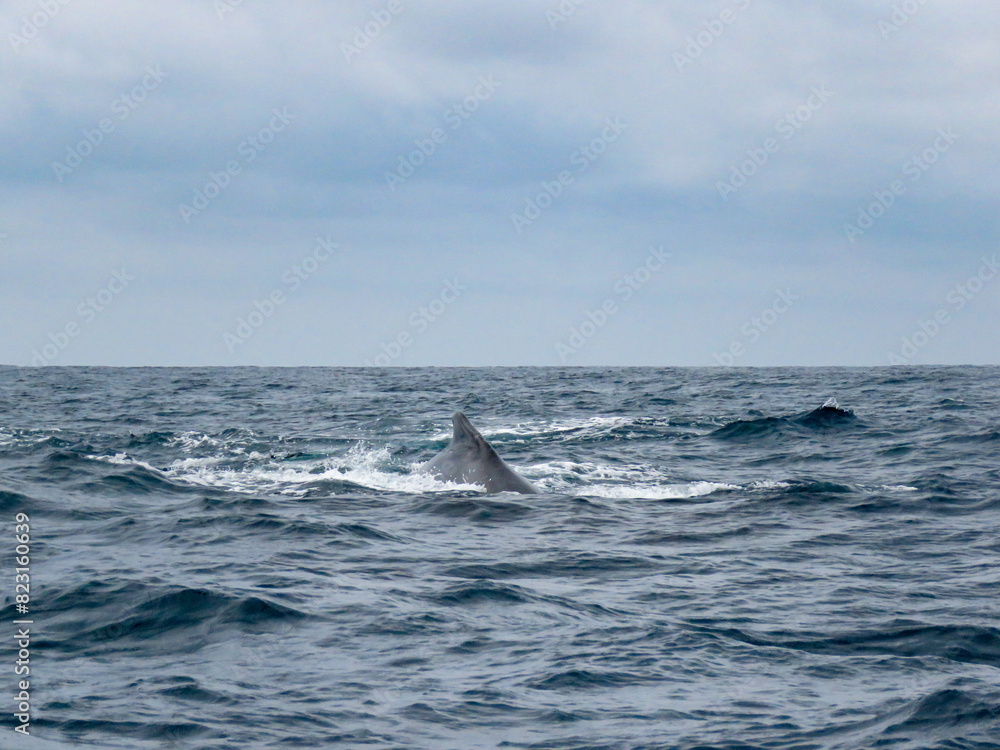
[422,412,538,494]
[452,411,490,452]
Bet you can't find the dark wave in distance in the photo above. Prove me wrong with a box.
[1,365,999,749]
[710,402,860,441]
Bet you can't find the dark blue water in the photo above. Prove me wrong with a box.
[1,366,999,749]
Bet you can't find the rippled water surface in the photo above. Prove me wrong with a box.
[1,366,998,749]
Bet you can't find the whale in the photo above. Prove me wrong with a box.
[421,412,538,494]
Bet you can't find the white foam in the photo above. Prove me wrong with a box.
[168,456,226,470]
[80,435,833,503]
[0,428,68,448]
[85,452,160,473]
[747,480,793,490]
[175,461,484,497]
[165,442,485,497]
[526,460,670,484]
[166,432,222,452]
[150,433,741,501]
[523,460,736,499]
[574,480,736,500]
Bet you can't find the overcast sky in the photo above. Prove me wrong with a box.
[2,0,998,366]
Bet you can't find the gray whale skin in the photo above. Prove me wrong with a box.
[420,412,538,494]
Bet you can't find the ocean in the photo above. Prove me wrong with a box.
[1,366,998,749]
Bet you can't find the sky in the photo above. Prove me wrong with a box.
[1,0,998,367]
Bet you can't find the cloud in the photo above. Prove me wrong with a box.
[0,0,997,365]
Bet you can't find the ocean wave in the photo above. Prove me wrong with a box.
[431,580,537,606]
[443,553,660,580]
[795,402,858,428]
[941,428,1000,444]
[19,580,309,656]
[411,497,537,521]
[701,620,1000,668]
[3,365,1000,748]
[53,717,214,744]
[525,668,657,691]
[711,402,860,442]
[124,430,174,447]
[884,687,1000,733]
[0,489,31,511]
[79,462,197,496]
